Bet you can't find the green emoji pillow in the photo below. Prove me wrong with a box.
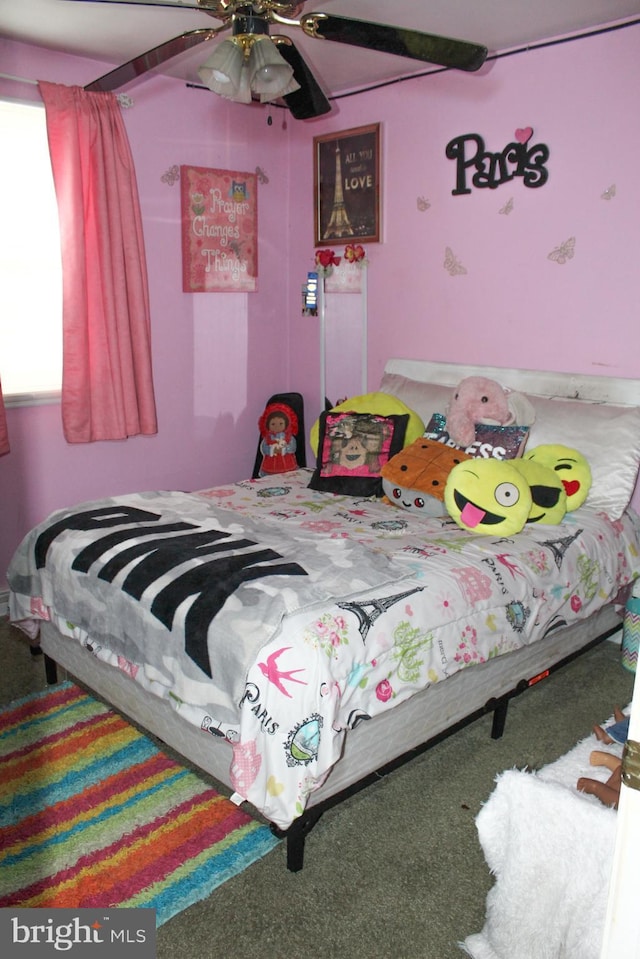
[523,444,591,511]
[445,458,532,535]
[510,457,567,524]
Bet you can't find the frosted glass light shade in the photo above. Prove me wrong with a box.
[249,37,299,100]
[197,40,244,95]
[198,36,300,105]
[256,71,301,103]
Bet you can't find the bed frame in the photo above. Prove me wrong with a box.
[38,359,640,871]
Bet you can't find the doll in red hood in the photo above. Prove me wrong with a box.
[258,402,299,477]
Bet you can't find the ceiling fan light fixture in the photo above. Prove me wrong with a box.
[83,4,487,118]
[248,36,299,99]
[197,39,244,92]
[234,62,253,103]
[256,71,300,103]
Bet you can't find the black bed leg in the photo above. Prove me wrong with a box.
[271,807,324,872]
[491,698,509,739]
[286,833,306,873]
[44,654,58,685]
[269,824,307,873]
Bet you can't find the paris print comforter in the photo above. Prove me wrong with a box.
[8,470,640,828]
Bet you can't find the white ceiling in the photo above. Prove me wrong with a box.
[2,0,640,99]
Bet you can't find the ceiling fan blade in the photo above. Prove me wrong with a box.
[84,26,226,91]
[65,0,226,10]
[274,39,331,119]
[301,13,488,73]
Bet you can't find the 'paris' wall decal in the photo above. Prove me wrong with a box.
[445,127,549,196]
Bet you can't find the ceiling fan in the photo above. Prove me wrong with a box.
[69,1,488,120]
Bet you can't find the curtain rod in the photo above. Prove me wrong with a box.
[0,73,38,85]
[0,73,134,107]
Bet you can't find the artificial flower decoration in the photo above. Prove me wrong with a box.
[315,249,342,275]
[344,243,366,264]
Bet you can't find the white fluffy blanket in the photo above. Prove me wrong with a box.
[461,717,625,959]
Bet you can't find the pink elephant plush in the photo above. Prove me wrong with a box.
[446,376,513,447]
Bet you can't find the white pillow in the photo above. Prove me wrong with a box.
[379,372,452,424]
[379,372,640,519]
[525,395,640,519]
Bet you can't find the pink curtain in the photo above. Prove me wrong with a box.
[38,81,157,443]
[0,380,9,456]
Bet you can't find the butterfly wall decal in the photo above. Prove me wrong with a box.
[547,236,576,265]
[255,166,269,184]
[161,164,180,186]
[444,247,467,276]
[499,197,514,215]
[601,184,616,200]
[417,196,431,211]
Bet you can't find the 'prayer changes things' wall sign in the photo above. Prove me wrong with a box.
[181,166,258,292]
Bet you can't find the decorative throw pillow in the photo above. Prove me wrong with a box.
[381,437,472,516]
[445,458,533,536]
[424,413,529,460]
[310,392,423,455]
[308,411,409,497]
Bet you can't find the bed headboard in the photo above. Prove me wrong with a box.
[383,358,640,407]
[380,358,640,519]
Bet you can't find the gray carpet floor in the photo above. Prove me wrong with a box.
[1,617,634,959]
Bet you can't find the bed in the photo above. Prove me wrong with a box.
[8,359,640,871]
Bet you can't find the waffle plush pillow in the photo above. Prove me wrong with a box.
[381,438,472,516]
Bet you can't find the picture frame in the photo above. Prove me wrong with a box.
[314,123,381,246]
[181,165,258,293]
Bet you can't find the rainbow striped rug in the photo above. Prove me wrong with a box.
[0,682,279,924]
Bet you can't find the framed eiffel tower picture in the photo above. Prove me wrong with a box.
[314,123,381,246]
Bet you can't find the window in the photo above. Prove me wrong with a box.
[0,98,63,403]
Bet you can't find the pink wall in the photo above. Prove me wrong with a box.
[2,22,640,590]
[300,23,640,390]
